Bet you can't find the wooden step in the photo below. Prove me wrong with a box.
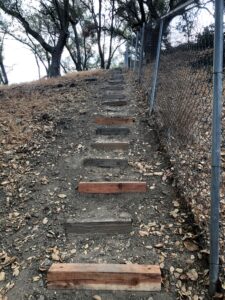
[95,116,135,125]
[105,94,125,100]
[83,158,128,168]
[47,263,161,291]
[111,75,124,81]
[91,142,130,151]
[65,215,132,235]
[78,181,147,194]
[106,86,124,91]
[102,100,127,106]
[96,127,130,136]
[108,80,124,85]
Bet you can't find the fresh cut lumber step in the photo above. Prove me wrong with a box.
[83,158,128,168]
[96,127,130,136]
[47,263,161,291]
[95,116,135,125]
[78,181,147,193]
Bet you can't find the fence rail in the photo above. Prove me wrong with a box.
[126,0,224,296]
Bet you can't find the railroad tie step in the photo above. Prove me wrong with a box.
[105,85,124,91]
[78,181,147,194]
[108,80,124,85]
[83,158,128,168]
[95,116,135,125]
[91,141,130,151]
[64,214,132,235]
[111,75,124,81]
[96,127,130,136]
[104,94,125,100]
[102,100,128,107]
[47,263,161,291]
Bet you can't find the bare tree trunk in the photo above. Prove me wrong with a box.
[48,32,68,77]
[73,24,82,71]
[97,0,105,69]
[0,59,8,84]
[106,0,115,69]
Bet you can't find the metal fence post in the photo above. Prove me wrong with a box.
[134,31,139,72]
[138,23,145,82]
[124,43,129,69]
[209,0,224,296]
[149,19,164,113]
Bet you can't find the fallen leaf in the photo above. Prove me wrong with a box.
[184,240,199,252]
[0,271,5,281]
[187,269,198,281]
[58,194,67,199]
[154,243,164,249]
[139,230,149,237]
[42,217,48,224]
[32,275,41,282]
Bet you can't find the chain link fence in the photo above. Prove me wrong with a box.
[126,0,224,296]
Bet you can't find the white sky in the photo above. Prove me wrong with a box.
[5,39,44,83]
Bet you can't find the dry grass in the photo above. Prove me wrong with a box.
[0,69,107,90]
[0,69,105,151]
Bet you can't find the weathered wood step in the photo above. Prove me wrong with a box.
[106,86,124,91]
[108,80,124,85]
[111,75,124,80]
[102,100,127,106]
[83,158,128,168]
[95,116,135,125]
[96,127,130,136]
[47,263,161,291]
[105,94,125,100]
[78,181,147,193]
[91,142,130,150]
[65,215,132,235]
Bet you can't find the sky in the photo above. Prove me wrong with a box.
[2,2,215,85]
[5,39,44,83]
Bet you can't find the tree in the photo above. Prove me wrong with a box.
[80,0,126,69]
[0,34,8,85]
[115,0,203,61]
[0,0,70,77]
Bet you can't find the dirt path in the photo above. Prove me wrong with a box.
[0,70,208,300]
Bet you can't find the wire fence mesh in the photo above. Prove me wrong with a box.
[128,1,225,294]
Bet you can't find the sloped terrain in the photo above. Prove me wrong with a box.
[0,70,209,299]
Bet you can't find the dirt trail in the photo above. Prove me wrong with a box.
[0,70,208,300]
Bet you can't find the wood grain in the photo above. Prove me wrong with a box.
[95,116,135,125]
[65,217,132,234]
[91,142,130,151]
[83,158,128,168]
[47,263,161,291]
[78,182,147,193]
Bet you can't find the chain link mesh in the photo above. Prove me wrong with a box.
[134,4,225,268]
